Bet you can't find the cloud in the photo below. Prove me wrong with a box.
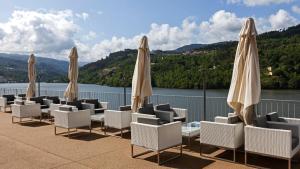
[292,5,300,14]
[0,9,298,62]
[269,9,298,29]
[76,12,89,21]
[97,11,103,15]
[227,0,293,6]
[0,10,77,58]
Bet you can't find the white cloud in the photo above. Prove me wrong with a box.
[0,9,298,62]
[227,0,293,6]
[269,9,298,29]
[292,5,300,14]
[76,12,89,21]
[0,10,77,58]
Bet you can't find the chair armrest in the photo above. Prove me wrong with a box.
[267,121,299,138]
[173,108,188,121]
[12,104,41,118]
[200,121,244,149]
[49,103,62,116]
[155,110,174,122]
[282,117,300,125]
[245,125,292,158]
[54,110,91,128]
[215,116,229,123]
[100,102,108,109]
[0,97,7,106]
[157,121,182,150]
[131,113,156,122]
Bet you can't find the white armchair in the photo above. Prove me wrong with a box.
[131,121,182,165]
[104,108,132,137]
[53,109,91,138]
[0,95,15,112]
[200,116,244,162]
[11,103,42,123]
[245,116,300,169]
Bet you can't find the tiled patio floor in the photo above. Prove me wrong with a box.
[0,111,299,169]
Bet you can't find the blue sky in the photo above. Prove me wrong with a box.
[0,0,299,61]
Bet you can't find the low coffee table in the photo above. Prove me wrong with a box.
[182,121,200,147]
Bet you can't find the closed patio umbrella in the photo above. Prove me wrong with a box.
[64,47,79,102]
[26,54,36,99]
[227,18,261,125]
[131,36,153,112]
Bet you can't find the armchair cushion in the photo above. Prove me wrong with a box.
[227,115,241,124]
[292,137,299,149]
[30,97,44,105]
[253,116,268,128]
[155,110,173,123]
[266,112,287,122]
[138,106,155,115]
[3,95,15,102]
[119,105,131,111]
[85,99,100,109]
[67,100,83,110]
[46,96,60,104]
[155,103,171,111]
[95,108,106,114]
[137,117,160,125]
[173,117,186,122]
[15,100,24,105]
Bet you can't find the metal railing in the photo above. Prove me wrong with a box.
[1,88,299,122]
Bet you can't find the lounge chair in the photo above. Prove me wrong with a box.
[245,112,300,169]
[0,94,15,112]
[131,120,182,165]
[104,105,131,137]
[200,114,244,162]
[11,100,41,123]
[53,106,91,138]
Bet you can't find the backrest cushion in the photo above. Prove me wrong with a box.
[59,105,73,111]
[3,94,15,102]
[85,99,99,109]
[266,112,279,121]
[138,106,155,115]
[30,97,43,105]
[227,115,242,124]
[253,116,268,128]
[155,103,171,111]
[119,105,131,111]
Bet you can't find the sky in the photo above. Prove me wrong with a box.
[0,0,299,62]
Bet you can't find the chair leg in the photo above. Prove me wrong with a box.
[233,149,236,162]
[104,126,107,135]
[68,128,70,138]
[120,129,123,137]
[89,125,92,134]
[11,116,14,123]
[199,143,202,156]
[180,144,183,156]
[245,151,247,165]
[19,117,22,123]
[54,126,57,135]
[288,158,291,169]
[131,144,134,157]
[157,150,160,165]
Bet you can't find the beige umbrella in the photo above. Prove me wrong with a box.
[26,54,36,99]
[131,36,153,112]
[227,18,261,125]
[64,47,79,102]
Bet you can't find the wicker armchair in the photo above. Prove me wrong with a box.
[131,121,182,165]
[245,116,300,169]
[0,94,15,112]
[11,102,41,123]
[200,115,244,162]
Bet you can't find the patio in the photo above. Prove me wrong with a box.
[0,112,299,169]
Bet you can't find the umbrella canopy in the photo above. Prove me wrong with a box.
[64,47,79,102]
[227,18,261,125]
[26,54,36,99]
[131,36,153,112]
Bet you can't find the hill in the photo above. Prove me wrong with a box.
[0,53,68,83]
[79,24,300,89]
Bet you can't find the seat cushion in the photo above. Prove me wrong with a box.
[41,105,49,109]
[46,96,60,104]
[15,100,24,105]
[137,117,160,125]
[67,101,83,110]
[253,116,268,128]
[292,136,299,149]
[227,115,242,124]
[85,99,99,109]
[95,108,105,114]
[174,117,186,122]
[138,106,155,115]
[3,95,15,102]
[155,104,171,111]
[30,97,44,105]
[119,105,131,111]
